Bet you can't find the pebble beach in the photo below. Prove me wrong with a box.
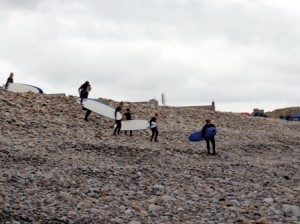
[1,89,300,223]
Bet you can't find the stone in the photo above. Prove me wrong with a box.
[1,89,300,223]
[58,192,74,202]
[283,205,300,217]
[256,217,272,224]
[128,221,141,224]
[263,198,274,204]
[148,204,162,211]
[131,203,143,211]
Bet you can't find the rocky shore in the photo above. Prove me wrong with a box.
[0,89,300,223]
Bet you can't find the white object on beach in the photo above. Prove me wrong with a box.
[115,120,149,131]
[7,83,43,93]
[79,98,122,120]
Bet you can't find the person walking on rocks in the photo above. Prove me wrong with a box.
[149,113,159,142]
[201,119,216,155]
[80,84,92,121]
[78,81,90,98]
[113,101,124,135]
[4,72,14,89]
[124,108,133,136]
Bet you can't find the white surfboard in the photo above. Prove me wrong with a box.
[7,83,43,93]
[79,98,122,120]
[115,120,149,131]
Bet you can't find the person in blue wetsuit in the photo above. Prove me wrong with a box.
[113,101,124,135]
[201,119,216,155]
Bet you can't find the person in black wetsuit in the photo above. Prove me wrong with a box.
[113,101,124,135]
[149,113,159,142]
[78,81,90,98]
[80,84,92,121]
[5,72,14,89]
[124,108,132,136]
[201,119,216,155]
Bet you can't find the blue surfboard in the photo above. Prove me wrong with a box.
[188,127,217,142]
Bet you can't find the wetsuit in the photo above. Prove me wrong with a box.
[124,111,132,136]
[150,117,158,142]
[201,124,216,155]
[81,90,91,121]
[78,82,89,98]
[5,77,13,89]
[113,106,122,135]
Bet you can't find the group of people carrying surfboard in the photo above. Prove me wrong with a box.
[78,81,160,142]
[78,81,216,153]
[2,74,216,154]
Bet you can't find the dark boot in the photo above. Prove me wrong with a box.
[84,110,91,121]
[207,148,211,155]
[212,148,216,155]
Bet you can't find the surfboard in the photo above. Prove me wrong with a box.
[114,120,149,131]
[79,98,122,120]
[6,83,43,93]
[188,127,217,142]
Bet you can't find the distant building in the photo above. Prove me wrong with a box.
[134,99,159,106]
[252,108,267,117]
[176,101,216,111]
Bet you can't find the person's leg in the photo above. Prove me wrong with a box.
[117,120,121,134]
[125,131,127,135]
[150,128,155,141]
[211,137,216,155]
[154,128,158,142]
[113,120,119,135]
[130,130,133,136]
[84,110,91,121]
[206,140,211,154]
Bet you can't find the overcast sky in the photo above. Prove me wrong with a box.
[1,0,300,112]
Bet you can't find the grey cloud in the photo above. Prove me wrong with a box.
[0,0,43,10]
[1,0,300,111]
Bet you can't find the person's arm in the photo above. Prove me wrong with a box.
[115,107,120,119]
[150,121,157,128]
[201,125,207,139]
[4,78,10,89]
